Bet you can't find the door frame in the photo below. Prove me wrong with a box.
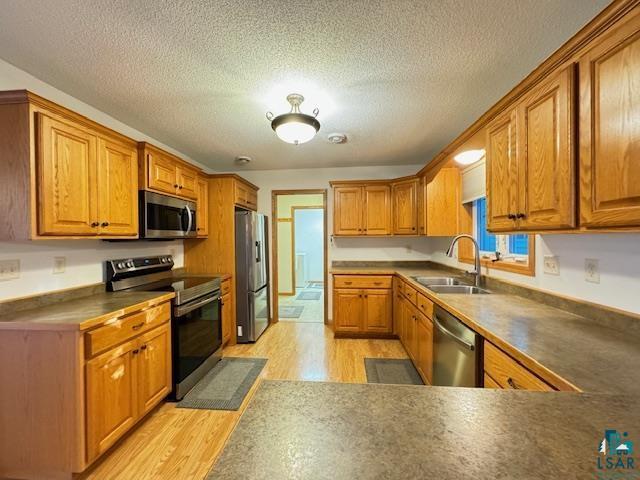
[271,189,328,325]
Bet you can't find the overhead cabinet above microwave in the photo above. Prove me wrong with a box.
[138,142,200,201]
[0,90,139,240]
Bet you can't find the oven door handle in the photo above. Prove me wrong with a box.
[174,293,220,316]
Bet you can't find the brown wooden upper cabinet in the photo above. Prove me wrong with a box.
[486,65,575,232]
[579,9,640,228]
[332,183,392,236]
[0,91,139,240]
[234,178,258,210]
[138,142,199,201]
[392,178,419,235]
[425,168,461,236]
[196,177,209,237]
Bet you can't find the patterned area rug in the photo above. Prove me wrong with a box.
[177,357,267,410]
[364,358,424,385]
[279,305,304,318]
[296,291,322,301]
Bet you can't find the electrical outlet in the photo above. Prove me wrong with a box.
[585,258,600,283]
[0,259,20,281]
[543,255,559,275]
[53,256,66,274]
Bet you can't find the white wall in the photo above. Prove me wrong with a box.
[294,208,324,284]
[0,240,183,301]
[0,57,195,301]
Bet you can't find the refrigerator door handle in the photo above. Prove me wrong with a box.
[256,241,261,263]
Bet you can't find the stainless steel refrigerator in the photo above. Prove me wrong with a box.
[235,210,270,343]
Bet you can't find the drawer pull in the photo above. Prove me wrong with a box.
[140,344,147,351]
[507,377,519,390]
[132,348,140,355]
[344,281,353,285]
[132,322,145,330]
[374,282,382,285]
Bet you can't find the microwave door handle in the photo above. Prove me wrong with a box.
[184,205,193,234]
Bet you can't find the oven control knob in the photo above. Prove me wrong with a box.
[160,257,166,263]
[127,261,134,268]
[117,262,125,269]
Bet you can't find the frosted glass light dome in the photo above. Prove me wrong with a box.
[267,94,320,145]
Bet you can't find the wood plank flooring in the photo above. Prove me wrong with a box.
[80,322,407,480]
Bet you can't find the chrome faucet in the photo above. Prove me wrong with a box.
[445,234,482,287]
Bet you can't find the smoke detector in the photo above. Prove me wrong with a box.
[327,133,347,144]
[235,156,252,165]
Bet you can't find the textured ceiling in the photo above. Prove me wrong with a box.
[0,0,609,171]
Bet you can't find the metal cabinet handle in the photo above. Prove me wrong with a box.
[344,281,353,285]
[132,349,140,355]
[174,184,179,188]
[374,282,382,285]
[140,345,147,351]
[91,222,99,227]
[507,213,516,220]
[179,185,184,189]
[507,377,519,389]
[132,322,145,330]
[101,221,110,227]
[516,213,526,219]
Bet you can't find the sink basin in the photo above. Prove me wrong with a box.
[412,276,462,287]
[427,285,491,295]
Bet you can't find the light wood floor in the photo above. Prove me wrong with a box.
[81,322,407,480]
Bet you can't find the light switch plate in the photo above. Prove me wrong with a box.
[53,256,66,274]
[543,255,560,275]
[585,258,600,283]
[0,259,20,281]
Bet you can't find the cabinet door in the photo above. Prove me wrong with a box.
[97,138,138,236]
[579,11,640,228]
[333,186,363,235]
[486,109,518,232]
[147,152,178,195]
[416,315,433,384]
[37,113,98,236]
[404,305,417,360]
[221,292,232,344]
[392,179,418,234]
[363,289,392,333]
[86,341,137,462]
[137,323,172,416]
[176,166,198,200]
[363,185,391,235]
[426,168,460,236]
[333,289,363,333]
[517,65,575,230]
[417,175,427,235]
[392,279,402,336]
[196,177,209,237]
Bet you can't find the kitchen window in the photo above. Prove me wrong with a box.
[459,197,535,276]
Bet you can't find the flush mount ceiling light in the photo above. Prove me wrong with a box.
[266,93,320,145]
[454,149,485,166]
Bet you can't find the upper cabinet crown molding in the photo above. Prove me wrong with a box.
[0,91,138,240]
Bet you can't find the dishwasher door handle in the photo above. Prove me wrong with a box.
[434,317,475,351]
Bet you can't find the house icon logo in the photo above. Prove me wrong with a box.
[597,429,636,473]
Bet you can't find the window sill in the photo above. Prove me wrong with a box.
[459,255,535,276]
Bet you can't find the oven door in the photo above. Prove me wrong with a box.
[141,191,197,238]
[172,292,222,398]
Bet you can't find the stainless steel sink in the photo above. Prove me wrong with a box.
[412,276,462,287]
[427,285,491,295]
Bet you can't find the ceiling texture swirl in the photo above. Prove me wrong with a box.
[0,0,609,171]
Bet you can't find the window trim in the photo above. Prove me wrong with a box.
[457,202,536,277]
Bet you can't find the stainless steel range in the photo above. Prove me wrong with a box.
[106,255,223,400]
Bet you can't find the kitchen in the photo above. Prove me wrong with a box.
[0,1,639,479]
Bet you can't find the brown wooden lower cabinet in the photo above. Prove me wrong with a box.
[483,340,554,391]
[0,299,172,479]
[221,278,233,345]
[332,275,392,335]
[414,313,433,384]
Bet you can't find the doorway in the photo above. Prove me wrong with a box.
[272,190,327,324]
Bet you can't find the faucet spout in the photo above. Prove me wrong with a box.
[445,234,482,287]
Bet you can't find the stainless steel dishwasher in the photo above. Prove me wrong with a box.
[433,306,481,387]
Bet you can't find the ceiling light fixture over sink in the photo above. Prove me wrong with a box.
[266,93,320,145]
[454,149,485,166]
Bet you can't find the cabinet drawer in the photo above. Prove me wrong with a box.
[85,302,171,358]
[403,283,417,305]
[416,292,433,319]
[221,278,231,295]
[333,275,392,289]
[484,341,554,391]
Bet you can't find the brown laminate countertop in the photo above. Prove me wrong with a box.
[210,380,640,480]
[0,291,175,331]
[331,266,640,395]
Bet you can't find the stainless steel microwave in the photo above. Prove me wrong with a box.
[139,191,197,239]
